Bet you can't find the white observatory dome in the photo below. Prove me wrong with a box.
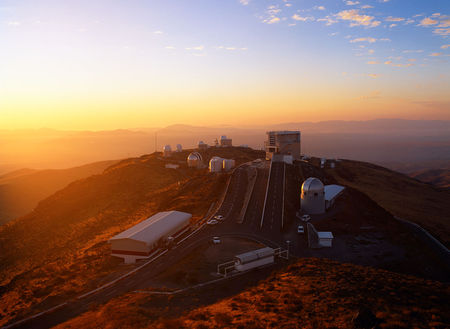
[187,152,203,168]
[301,177,325,215]
[163,145,172,157]
[301,177,324,194]
[176,144,182,152]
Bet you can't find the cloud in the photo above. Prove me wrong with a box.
[314,6,325,10]
[367,60,379,64]
[442,44,450,49]
[402,49,424,53]
[345,1,360,5]
[418,17,438,26]
[185,45,204,51]
[292,14,314,22]
[165,46,176,50]
[361,5,374,9]
[337,9,381,28]
[366,74,379,78]
[433,28,450,36]
[384,60,414,67]
[385,16,405,22]
[350,37,377,43]
[265,16,280,24]
[239,0,250,5]
[389,24,397,28]
[429,52,442,57]
[262,5,281,24]
[153,30,163,35]
[317,16,338,26]
[6,21,20,26]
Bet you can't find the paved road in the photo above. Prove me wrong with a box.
[261,160,285,233]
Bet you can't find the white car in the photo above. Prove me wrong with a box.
[214,215,224,220]
[297,225,305,234]
[301,214,311,222]
[207,219,219,225]
[212,237,221,244]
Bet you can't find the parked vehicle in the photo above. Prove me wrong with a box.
[212,237,221,244]
[214,215,224,220]
[207,219,219,225]
[301,214,311,222]
[297,225,305,234]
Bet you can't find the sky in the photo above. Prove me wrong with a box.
[1,0,449,130]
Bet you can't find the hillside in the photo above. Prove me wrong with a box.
[409,169,450,189]
[0,147,265,326]
[325,160,450,248]
[0,160,119,225]
[54,258,450,329]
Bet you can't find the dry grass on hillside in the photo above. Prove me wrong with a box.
[326,160,450,247]
[0,153,233,326]
[55,258,449,329]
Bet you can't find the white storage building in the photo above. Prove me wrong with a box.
[109,211,191,263]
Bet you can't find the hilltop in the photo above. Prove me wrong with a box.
[54,258,449,329]
[325,160,450,248]
[0,147,264,326]
[408,168,450,189]
[0,160,119,225]
[1,148,449,328]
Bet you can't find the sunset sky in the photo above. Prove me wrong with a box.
[1,0,449,130]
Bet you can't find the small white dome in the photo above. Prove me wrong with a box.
[163,145,172,152]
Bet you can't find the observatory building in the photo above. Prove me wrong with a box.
[187,152,203,168]
[163,145,172,157]
[209,156,223,173]
[198,141,208,150]
[220,135,232,147]
[301,177,325,214]
[176,144,183,152]
[265,130,301,160]
[109,211,191,263]
[301,178,345,214]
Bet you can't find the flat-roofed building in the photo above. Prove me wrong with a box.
[220,135,232,147]
[109,211,191,263]
[265,130,301,160]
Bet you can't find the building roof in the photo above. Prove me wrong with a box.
[324,184,345,201]
[318,231,334,239]
[235,247,274,264]
[302,177,324,193]
[110,211,191,246]
[267,130,300,135]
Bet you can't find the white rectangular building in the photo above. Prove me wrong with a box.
[109,211,191,263]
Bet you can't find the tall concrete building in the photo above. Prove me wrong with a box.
[265,130,301,160]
